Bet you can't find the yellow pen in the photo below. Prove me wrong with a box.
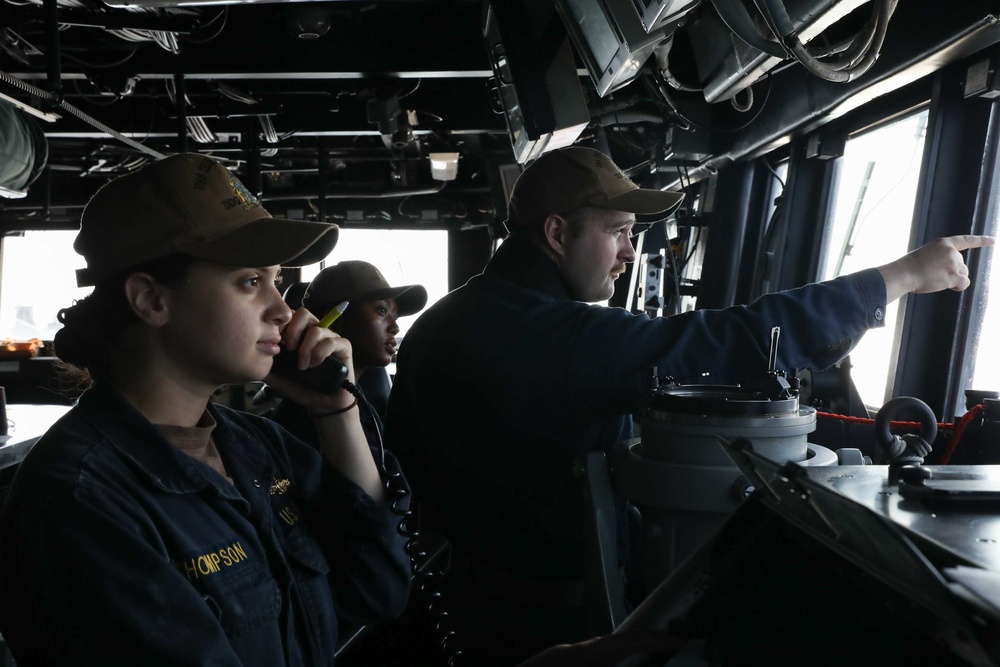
[317,300,350,329]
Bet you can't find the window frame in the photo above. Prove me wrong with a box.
[731,60,999,419]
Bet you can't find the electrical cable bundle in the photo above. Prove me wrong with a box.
[343,380,463,665]
[755,0,897,82]
[711,0,898,83]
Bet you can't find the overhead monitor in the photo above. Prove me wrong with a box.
[553,0,674,97]
[482,0,591,164]
[631,0,701,33]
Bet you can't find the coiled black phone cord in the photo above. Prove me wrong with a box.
[344,381,462,665]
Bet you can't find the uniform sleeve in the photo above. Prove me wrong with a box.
[259,415,413,626]
[312,450,413,625]
[560,268,888,413]
[1,487,245,667]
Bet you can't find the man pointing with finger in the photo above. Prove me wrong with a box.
[384,145,995,666]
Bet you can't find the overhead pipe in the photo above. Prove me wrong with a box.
[174,73,189,153]
[0,181,473,211]
[259,182,446,201]
[317,138,327,222]
[245,118,262,197]
[43,0,62,104]
[0,67,165,159]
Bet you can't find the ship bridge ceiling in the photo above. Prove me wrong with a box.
[1,0,998,232]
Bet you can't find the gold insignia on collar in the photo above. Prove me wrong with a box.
[270,478,291,495]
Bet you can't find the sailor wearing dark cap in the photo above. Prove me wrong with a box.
[0,153,412,666]
[270,260,428,451]
[383,145,991,666]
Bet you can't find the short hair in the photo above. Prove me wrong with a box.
[509,205,594,243]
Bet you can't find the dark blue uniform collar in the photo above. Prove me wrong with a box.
[484,236,574,302]
[76,380,250,500]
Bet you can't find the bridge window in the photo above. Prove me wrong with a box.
[970,173,1000,392]
[0,231,89,342]
[819,108,930,409]
[0,228,449,347]
[299,228,449,340]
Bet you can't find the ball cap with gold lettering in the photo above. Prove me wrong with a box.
[74,153,340,287]
[505,146,684,232]
[303,261,428,318]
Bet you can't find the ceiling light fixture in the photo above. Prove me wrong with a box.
[429,153,460,181]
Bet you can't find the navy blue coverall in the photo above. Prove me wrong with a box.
[0,380,411,666]
[383,235,886,662]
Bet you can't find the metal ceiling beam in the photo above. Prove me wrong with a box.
[665,1,1000,188]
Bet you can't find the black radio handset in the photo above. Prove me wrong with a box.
[269,300,350,394]
[270,346,349,394]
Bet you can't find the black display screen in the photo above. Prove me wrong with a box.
[564,0,621,73]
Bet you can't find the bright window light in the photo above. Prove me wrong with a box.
[0,228,449,348]
[300,228,449,340]
[970,187,1000,393]
[820,109,929,409]
[0,231,91,342]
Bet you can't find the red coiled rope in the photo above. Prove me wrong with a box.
[815,404,985,464]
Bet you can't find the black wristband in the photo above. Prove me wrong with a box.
[309,398,358,419]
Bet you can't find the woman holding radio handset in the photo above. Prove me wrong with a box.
[0,153,411,666]
[270,260,428,452]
